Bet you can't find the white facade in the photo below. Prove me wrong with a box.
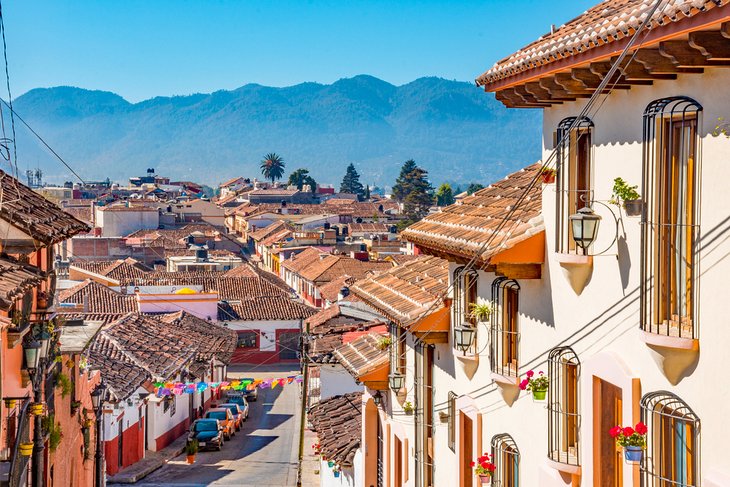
[95,206,159,237]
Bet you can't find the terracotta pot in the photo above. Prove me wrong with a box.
[478,474,492,484]
[623,199,643,217]
[19,443,34,456]
[541,173,556,184]
[186,454,196,464]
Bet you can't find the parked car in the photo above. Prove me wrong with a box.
[188,419,224,451]
[225,394,250,419]
[204,408,236,440]
[240,378,258,401]
[219,403,246,430]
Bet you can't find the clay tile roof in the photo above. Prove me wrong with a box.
[57,313,127,325]
[69,260,112,275]
[350,256,448,326]
[281,247,324,273]
[88,332,152,400]
[70,258,152,281]
[0,171,90,244]
[217,296,317,321]
[58,280,137,314]
[222,264,260,278]
[348,223,391,233]
[317,276,356,304]
[476,0,730,87]
[0,255,45,310]
[308,392,362,467]
[402,163,544,265]
[333,332,389,379]
[158,311,237,365]
[249,221,291,242]
[220,176,244,187]
[299,255,391,284]
[386,254,421,266]
[306,304,362,332]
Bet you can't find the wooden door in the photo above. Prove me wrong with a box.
[461,414,473,487]
[593,377,623,487]
[394,436,403,487]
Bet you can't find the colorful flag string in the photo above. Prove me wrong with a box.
[153,375,304,396]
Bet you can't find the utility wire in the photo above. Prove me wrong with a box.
[0,0,17,177]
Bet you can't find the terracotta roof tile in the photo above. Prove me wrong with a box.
[333,332,389,379]
[280,247,324,273]
[402,163,544,264]
[158,311,238,365]
[58,279,137,314]
[308,392,362,466]
[70,258,152,282]
[316,276,356,304]
[476,0,730,86]
[217,296,316,321]
[298,255,391,284]
[0,171,90,244]
[88,332,151,400]
[0,255,45,310]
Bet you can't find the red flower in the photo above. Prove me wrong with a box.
[526,370,534,378]
[623,427,635,437]
[609,426,622,438]
[519,379,529,390]
[470,461,475,468]
[538,371,544,375]
[480,461,489,469]
[635,422,647,435]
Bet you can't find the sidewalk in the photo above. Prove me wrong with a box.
[300,428,320,487]
[107,434,187,484]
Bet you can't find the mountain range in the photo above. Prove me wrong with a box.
[11,75,541,188]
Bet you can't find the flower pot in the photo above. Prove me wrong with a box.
[478,474,492,485]
[623,199,643,217]
[19,442,34,456]
[186,454,196,464]
[328,460,335,468]
[624,446,643,462]
[29,403,44,415]
[542,173,556,184]
[333,471,340,478]
[404,410,414,415]
[532,388,547,401]
[4,399,16,408]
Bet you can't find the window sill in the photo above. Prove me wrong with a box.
[641,330,698,351]
[490,372,519,387]
[641,330,699,385]
[554,252,592,265]
[545,458,581,476]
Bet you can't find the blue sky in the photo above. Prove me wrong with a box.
[6,0,596,102]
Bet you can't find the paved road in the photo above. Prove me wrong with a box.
[134,368,301,486]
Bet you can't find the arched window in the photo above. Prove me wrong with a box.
[453,266,478,352]
[555,116,594,253]
[490,278,520,378]
[640,391,700,486]
[641,97,702,340]
[491,433,520,487]
[547,347,580,467]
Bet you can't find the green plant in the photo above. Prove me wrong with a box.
[469,302,493,322]
[403,401,414,413]
[610,422,647,448]
[186,438,199,455]
[610,177,640,205]
[519,370,549,392]
[712,117,730,138]
[82,426,91,460]
[55,372,73,398]
[377,337,392,350]
[42,414,63,452]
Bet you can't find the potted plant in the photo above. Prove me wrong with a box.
[519,370,549,401]
[610,177,642,216]
[333,465,341,478]
[19,442,34,456]
[4,398,16,409]
[610,422,647,462]
[377,336,392,351]
[29,402,44,415]
[71,400,82,415]
[471,452,496,484]
[470,302,493,323]
[185,438,199,464]
[55,372,73,398]
[540,167,557,184]
[403,401,414,415]
[328,460,335,468]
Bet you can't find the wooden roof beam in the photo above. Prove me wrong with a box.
[571,68,631,91]
[614,56,678,80]
[495,89,549,108]
[632,48,704,74]
[689,28,730,61]
[512,85,556,106]
[539,77,589,100]
[553,72,594,96]
[590,62,653,86]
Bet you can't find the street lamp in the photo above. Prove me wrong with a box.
[26,327,50,487]
[453,324,476,354]
[569,207,602,254]
[92,382,108,487]
[388,372,405,392]
[23,340,41,371]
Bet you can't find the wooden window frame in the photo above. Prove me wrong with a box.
[491,433,520,487]
[452,266,478,353]
[447,391,457,452]
[547,347,581,467]
[490,278,520,378]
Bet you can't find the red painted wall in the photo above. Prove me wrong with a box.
[104,417,145,476]
[155,417,190,451]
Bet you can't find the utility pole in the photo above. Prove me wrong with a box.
[297,318,309,487]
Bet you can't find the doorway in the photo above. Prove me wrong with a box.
[278,331,300,360]
[593,377,623,487]
[460,414,473,487]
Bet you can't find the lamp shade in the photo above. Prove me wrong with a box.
[453,324,476,352]
[389,372,405,392]
[23,340,41,370]
[38,329,51,360]
[91,385,105,409]
[569,207,602,251]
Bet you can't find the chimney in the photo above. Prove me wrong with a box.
[550,24,556,35]
[337,286,350,301]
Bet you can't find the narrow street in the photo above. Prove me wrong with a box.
[128,367,301,487]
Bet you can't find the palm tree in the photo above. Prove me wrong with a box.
[260,153,285,184]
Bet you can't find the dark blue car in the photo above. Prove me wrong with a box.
[188,419,224,451]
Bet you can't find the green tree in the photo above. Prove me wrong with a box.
[392,159,418,202]
[340,163,365,200]
[364,183,371,200]
[436,183,455,206]
[466,183,485,195]
[401,166,434,224]
[260,153,286,184]
[287,168,317,192]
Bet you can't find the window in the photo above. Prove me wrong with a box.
[641,97,701,339]
[491,434,520,487]
[236,331,258,348]
[640,392,700,487]
[547,347,580,467]
[452,267,478,352]
[390,324,406,376]
[448,391,457,452]
[490,278,520,377]
[555,116,594,253]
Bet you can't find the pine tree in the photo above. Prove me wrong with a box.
[364,183,371,200]
[436,183,455,206]
[287,168,317,192]
[466,183,485,195]
[340,163,365,200]
[400,166,434,225]
[392,159,418,202]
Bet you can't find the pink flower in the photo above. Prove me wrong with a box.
[538,371,544,375]
[526,370,534,378]
[623,427,635,437]
[635,422,647,435]
[519,379,529,390]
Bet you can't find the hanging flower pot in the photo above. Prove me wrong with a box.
[532,388,547,401]
[622,199,643,217]
[540,168,556,184]
[471,452,495,484]
[4,399,16,409]
[29,402,45,415]
[19,442,34,456]
[328,460,335,468]
[478,474,492,485]
[519,370,549,402]
[624,446,643,462]
[333,470,341,478]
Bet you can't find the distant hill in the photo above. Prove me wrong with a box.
[11,75,541,187]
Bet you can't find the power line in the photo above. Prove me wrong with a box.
[0,0,17,177]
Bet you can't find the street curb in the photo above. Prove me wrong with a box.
[107,445,186,484]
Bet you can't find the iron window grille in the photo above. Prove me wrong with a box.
[641,96,702,340]
[490,278,520,378]
[448,391,457,452]
[547,346,580,467]
[640,391,700,487]
[555,116,595,254]
[453,266,479,353]
[389,323,406,377]
[491,433,520,487]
